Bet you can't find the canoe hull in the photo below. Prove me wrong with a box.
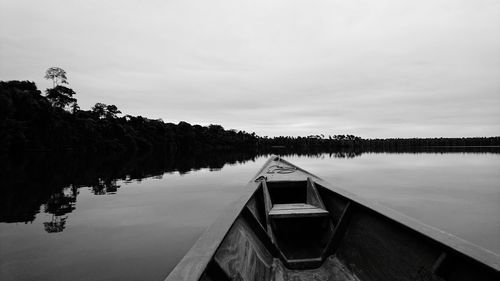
[166,156,500,281]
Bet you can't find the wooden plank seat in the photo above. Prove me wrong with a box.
[269,203,329,219]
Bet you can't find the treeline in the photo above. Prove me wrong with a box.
[257,135,362,151]
[0,81,257,154]
[1,80,498,155]
[360,137,499,150]
[256,135,499,151]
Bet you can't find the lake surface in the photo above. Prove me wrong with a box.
[1,151,499,281]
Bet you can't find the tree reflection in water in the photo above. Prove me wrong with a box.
[43,216,67,233]
[42,186,77,233]
[91,179,120,195]
[0,149,261,233]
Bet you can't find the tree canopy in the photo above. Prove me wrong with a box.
[91,103,122,119]
[46,85,77,109]
[44,67,68,87]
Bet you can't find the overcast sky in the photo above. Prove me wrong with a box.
[1,0,499,137]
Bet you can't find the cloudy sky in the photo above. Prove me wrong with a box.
[1,0,499,137]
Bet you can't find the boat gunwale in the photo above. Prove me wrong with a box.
[165,156,500,281]
[164,156,277,281]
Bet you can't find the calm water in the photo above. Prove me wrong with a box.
[1,151,499,281]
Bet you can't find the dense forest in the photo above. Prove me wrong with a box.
[0,80,257,154]
[1,80,498,156]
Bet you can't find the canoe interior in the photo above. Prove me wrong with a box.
[167,157,500,281]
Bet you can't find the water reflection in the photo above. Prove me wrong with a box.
[0,149,258,231]
[0,147,498,234]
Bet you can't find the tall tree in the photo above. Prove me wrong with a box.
[44,67,68,87]
[44,67,78,110]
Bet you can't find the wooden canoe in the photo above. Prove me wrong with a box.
[165,156,500,281]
